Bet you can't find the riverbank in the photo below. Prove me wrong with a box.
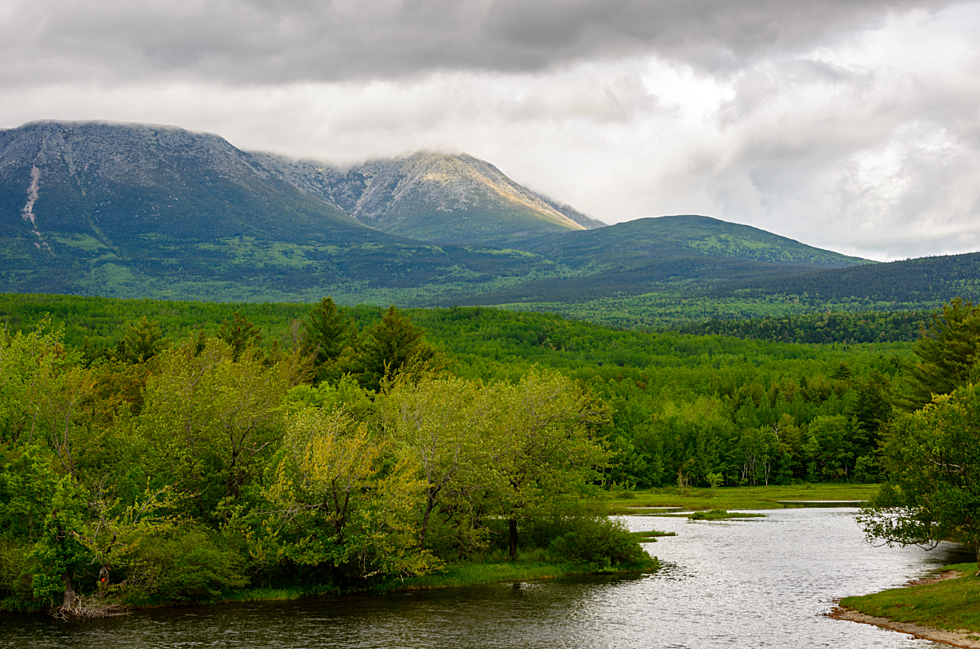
[36,556,660,619]
[834,563,980,648]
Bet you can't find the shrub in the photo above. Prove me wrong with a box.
[548,516,648,569]
[124,525,247,602]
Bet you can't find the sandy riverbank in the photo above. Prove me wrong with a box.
[831,570,980,649]
[830,607,980,648]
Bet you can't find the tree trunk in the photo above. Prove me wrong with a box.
[60,570,77,614]
[508,517,518,561]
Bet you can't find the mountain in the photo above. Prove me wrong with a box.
[0,120,564,300]
[251,151,603,243]
[0,120,375,246]
[509,215,869,269]
[8,118,971,325]
[728,251,980,304]
[443,216,872,306]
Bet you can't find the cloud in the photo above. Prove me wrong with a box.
[0,0,960,87]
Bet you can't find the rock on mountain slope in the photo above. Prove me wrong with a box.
[252,150,604,243]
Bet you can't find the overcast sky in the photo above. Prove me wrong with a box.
[2,0,978,261]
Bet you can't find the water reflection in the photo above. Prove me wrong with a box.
[1,509,969,648]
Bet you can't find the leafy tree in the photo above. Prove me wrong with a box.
[803,415,855,482]
[860,382,980,562]
[27,475,92,616]
[735,425,779,486]
[486,370,608,560]
[139,338,294,520]
[261,407,435,579]
[380,373,489,551]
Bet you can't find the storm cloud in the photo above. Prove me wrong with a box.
[1,0,959,84]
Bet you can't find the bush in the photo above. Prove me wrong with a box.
[547,516,648,569]
[124,525,247,602]
[0,540,36,611]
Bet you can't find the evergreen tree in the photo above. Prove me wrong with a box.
[354,306,436,391]
[899,298,980,410]
[302,297,350,382]
[115,317,168,364]
[217,312,262,362]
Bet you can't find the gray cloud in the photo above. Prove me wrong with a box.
[0,0,959,86]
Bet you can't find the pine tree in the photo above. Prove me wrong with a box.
[354,306,435,391]
[899,298,980,410]
[301,297,350,382]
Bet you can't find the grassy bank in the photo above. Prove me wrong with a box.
[604,484,880,514]
[838,563,980,634]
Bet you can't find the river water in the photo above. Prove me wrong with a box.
[1,508,971,648]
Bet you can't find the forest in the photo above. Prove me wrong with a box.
[0,291,951,617]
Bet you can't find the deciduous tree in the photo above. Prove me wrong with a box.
[860,382,980,562]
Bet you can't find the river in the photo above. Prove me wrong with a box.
[0,508,971,648]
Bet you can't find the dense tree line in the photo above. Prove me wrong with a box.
[673,311,929,344]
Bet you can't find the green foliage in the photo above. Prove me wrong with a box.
[380,373,491,552]
[126,524,247,602]
[27,476,92,605]
[487,369,609,559]
[218,312,263,362]
[900,298,980,410]
[302,296,351,382]
[114,316,168,364]
[0,289,931,610]
[138,337,292,519]
[861,382,980,561]
[260,407,436,580]
[677,311,929,344]
[547,516,650,569]
[353,306,437,391]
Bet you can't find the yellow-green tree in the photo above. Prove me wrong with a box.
[139,338,295,520]
[260,407,436,579]
[380,374,491,552]
[486,370,609,560]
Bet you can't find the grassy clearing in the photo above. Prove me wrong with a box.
[604,484,880,514]
[840,563,980,634]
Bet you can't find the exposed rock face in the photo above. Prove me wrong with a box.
[252,150,604,243]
